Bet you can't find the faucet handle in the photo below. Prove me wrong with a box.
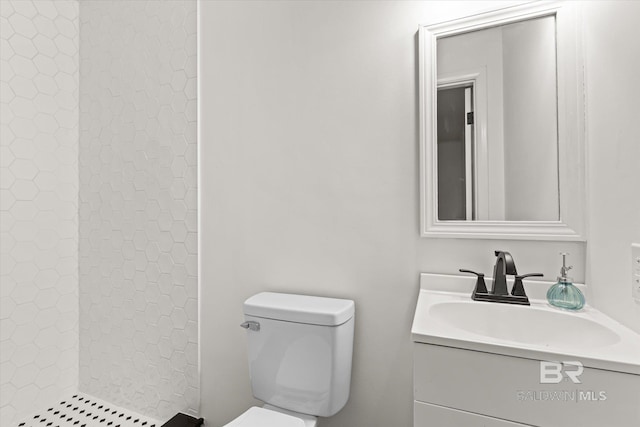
[511,273,544,297]
[459,268,484,276]
[459,269,488,294]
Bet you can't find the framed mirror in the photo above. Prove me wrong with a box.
[419,1,586,240]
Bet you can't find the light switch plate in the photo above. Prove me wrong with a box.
[632,243,640,301]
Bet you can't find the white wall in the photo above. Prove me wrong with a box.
[199,2,585,427]
[503,16,558,221]
[0,1,79,425]
[78,0,199,420]
[583,1,640,334]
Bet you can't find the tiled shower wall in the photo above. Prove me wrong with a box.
[78,0,198,420]
[0,1,80,425]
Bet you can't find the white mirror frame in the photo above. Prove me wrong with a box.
[419,1,586,241]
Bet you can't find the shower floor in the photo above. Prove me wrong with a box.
[15,393,161,427]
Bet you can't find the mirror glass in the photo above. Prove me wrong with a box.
[436,15,559,222]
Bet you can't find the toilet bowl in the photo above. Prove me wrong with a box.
[223,292,355,427]
[225,406,317,427]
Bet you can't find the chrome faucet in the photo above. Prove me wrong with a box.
[491,251,517,296]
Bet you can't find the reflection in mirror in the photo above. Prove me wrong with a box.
[437,85,473,220]
[436,15,559,221]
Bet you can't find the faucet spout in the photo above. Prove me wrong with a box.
[491,251,517,296]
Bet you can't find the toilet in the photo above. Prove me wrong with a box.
[226,292,355,427]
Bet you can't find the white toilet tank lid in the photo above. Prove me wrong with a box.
[225,407,305,427]
[244,292,354,326]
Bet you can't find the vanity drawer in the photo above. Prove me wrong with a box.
[414,401,529,427]
[414,343,640,427]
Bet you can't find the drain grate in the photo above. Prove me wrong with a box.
[16,393,160,427]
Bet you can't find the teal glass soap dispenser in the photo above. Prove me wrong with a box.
[547,253,585,310]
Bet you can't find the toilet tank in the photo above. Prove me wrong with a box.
[243,292,355,417]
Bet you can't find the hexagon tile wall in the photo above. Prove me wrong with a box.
[78,0,198,421]
[0,1,80,426]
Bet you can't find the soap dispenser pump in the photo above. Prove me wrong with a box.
[546,253,585,310]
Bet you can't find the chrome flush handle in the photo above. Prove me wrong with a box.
[240,321,260,331]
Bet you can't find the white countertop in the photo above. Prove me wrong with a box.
[412,273,640,375]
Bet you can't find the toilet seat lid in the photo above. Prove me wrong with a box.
[225,407,305,427]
